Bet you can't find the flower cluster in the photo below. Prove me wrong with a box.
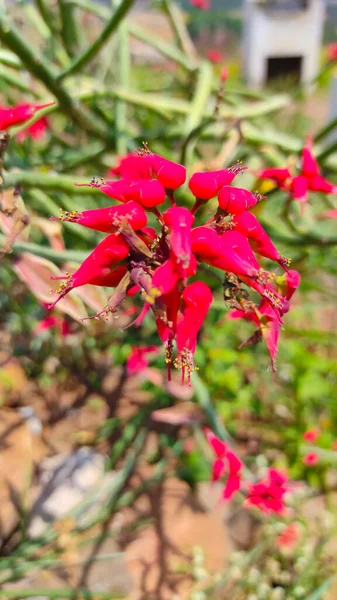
[258,138,337,212]
[205,427,291,515]
[49,146,299,383]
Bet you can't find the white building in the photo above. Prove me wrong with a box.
[243,0,325,88]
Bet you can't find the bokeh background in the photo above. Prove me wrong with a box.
[1,1,337,598]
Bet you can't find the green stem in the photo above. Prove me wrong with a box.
[115,14,130,155]
[162,0,198,62]
[0,234,89,263]
[0,65,41,97]
[2,171,101,195]
[57,0,81,58]
[0,11,109,140]
[57,0,135,81]
[35,0,60,35]
[316,138,337,162]
[0,49,22,69]
[66,0,197,71]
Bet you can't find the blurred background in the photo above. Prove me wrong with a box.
[1,0,337,598]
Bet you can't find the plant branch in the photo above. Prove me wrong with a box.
[57,0,135,81]
[0,10,109,140]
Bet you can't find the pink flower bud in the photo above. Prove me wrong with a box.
[0,102,54,131]
[257,167,291,188]
[218,186,260,214]
[150,154,186,190]
[51,201,147,233]
[49,234,129,309]
[232,211,287,267]
[301,138,320,179]
[188,167,243,200]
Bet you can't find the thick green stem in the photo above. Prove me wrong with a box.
[35,0,60,35]
[0,65,41,97]
[0,11,108,140]
[162,0,198,62]
[57,0,81,58]
[0,234,89,263]
[66,0,197,71]
[2,171,101,195]
[115,15,130,155]
[57,0,135,81]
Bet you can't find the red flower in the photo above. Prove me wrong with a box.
[45,146,298,382]
[220,67,229,82]
[218,186,261,214]
[190,0,210,9]
[111,150,186,190]
[16,115,49,142]
[163,206,194,270]
[245,468,289,515]
[276,523,300,550]
[302,452,319,466]
[275,270,301,300]
[206,49,223,64]
[151,254,197,298]
[258,139,337,209]
[0,102,53,131]
[232,211,289,268]
[49,233,129,309]
[257,168,291,188]
[126,345,159,375]
[327,43,337,62]
[191,227,259,279]
[51,201,147,233]
[175,282,213,384]
[188,166,245,201]
[87,179,167,208]
[303,429,319,443]
[204,427,242,500]
[35,314,70,338]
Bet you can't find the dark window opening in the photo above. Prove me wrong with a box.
[267,56,302,83]
[265,0,309,11]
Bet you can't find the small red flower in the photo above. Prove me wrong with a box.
[191,226,259,280]
[0,102,53,131]
[218,186,261,214]
[126,345,159,375]
[246,468,289,515]
[190,0,210,9]
[276,523,300,550]
[188,166,244,201]
[204,427,242,500]
[51,201,147,233]
[232,211,288,268]
[220,67,229,82]
[303,429,319,443]
[175,281,213,384]
[257,168,291,188]
[303,452,319,466]
[16,114,49,142]
[258,138,337,210]
[49,233,129,309]
[327,43,337,62]
[206,49,223,64]
[163,206,195,270]
[110,150,186,190]
[35,315,70,338]
[77,178,166,208]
